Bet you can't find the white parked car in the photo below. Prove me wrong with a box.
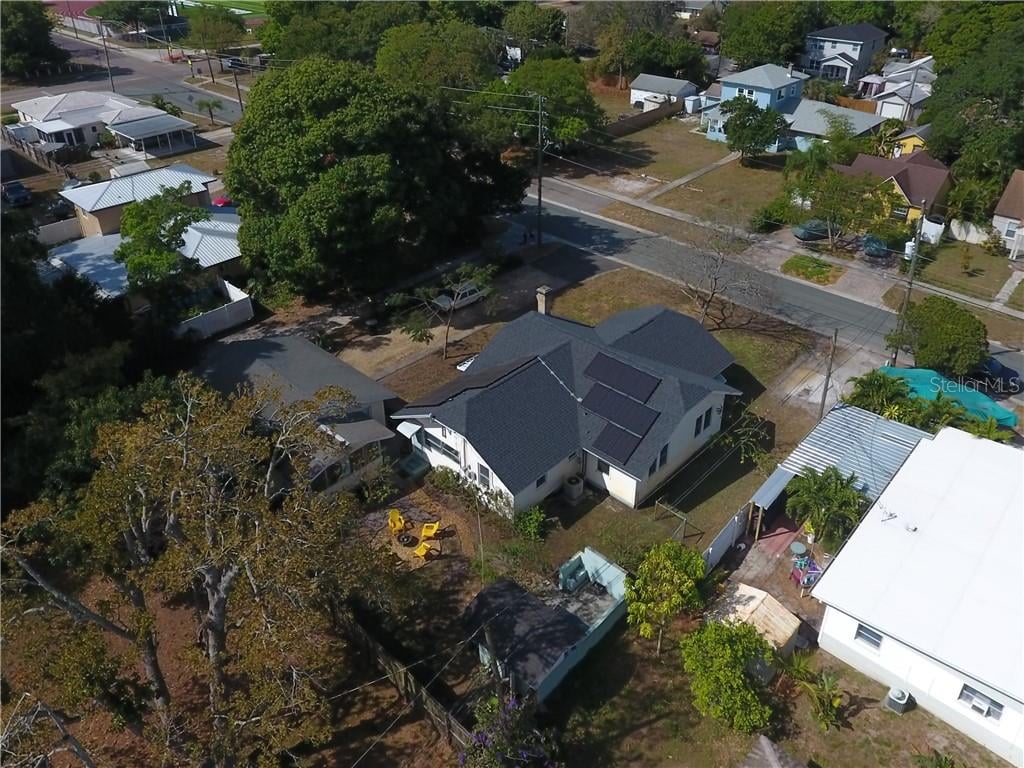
[432,283,487,312]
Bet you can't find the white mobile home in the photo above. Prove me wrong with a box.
[813,428,1024,765]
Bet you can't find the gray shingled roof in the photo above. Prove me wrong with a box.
[462,579,587,693]
[198,336,397,408]
[629,74,696,96]
[809,22,887,42]
[394,309,739,494]
[724,64,809,91]
[786,99,884,137]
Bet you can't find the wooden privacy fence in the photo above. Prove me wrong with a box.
[603,97,685,138]
[834,96,878,114]
[344,616,473,749]
[1,127,73,178]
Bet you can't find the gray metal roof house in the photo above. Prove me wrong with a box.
[749,404,932,512]
[394,302,740,513]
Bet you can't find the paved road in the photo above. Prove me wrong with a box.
[515,199,1024,375]
[2,35,242,124]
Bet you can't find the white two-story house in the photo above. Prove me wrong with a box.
[813,428,1024,766]
[393,295,740,514]
[801,22,887,84]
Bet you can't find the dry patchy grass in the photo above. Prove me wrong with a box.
[1007,279,1024,312]
[656,156,787,225]
[597,202,748,251]
[919,242,1013,300]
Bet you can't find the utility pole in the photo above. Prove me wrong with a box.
[232,71,244,113]
[97,18,115,92]
[890,199,927,366]
[66,1,79,39]
[818,328,839,419]
[535,94,544,246]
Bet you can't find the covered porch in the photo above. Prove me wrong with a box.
[107,114,198,159]
[818,52,856,84]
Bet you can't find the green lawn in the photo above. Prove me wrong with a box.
[781,254,845,285]
[918,242,1014,300]
[178,0,267,19]
[1007,279,1024,312]
[655,155,788,228]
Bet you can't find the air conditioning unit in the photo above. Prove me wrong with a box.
[970,699,990,717]
[884,687,913,715]
[562,474,584,504]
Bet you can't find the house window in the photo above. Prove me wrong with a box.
[91,126,98,133]
[648,460,657,477]
[597,459,610,475]
[423,432,459,463]
[703,407,712,430]
[441,426,448,438]
[659,444,669,468]
[789,84,797,96]
[958,684,1004,721]
[694,417,703,437]
[536,473,547,489]
[478,464,491,489]
[852,44,860,54]
[890,205,909,221]
[854,623,883,650]
[1005,221,1019,239]
[830,41,837,49]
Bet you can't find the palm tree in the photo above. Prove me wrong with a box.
[843,370,911,414]
[874,118,906,157]
[961,416,1014,443]
[195,98,223,126]
[786,466,866,552]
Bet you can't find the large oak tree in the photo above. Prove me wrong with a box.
[226,58,527,294]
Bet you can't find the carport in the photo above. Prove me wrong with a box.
[107,114,198,157]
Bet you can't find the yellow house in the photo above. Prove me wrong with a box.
[893,123,931,159]
[834,150,950,223]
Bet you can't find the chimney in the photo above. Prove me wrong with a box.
[536,285,552,315]
[787,62,794,77]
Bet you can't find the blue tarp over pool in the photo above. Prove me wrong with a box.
[879,366,1019,428]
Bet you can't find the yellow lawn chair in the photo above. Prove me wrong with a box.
[414,540,438,559]
[420,521,441,541]
[388,509,407,536]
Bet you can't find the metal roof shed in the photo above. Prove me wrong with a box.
[747,404,932,513]
[107,113,197,141]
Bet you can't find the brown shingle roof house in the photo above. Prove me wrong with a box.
[834,150,951,213]
[994,169,1024,221]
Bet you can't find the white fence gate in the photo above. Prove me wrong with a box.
[176,280,253,339]
[701,509,747,570]
[949,219,988,244]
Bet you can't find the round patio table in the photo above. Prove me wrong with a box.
[789,541,808,556]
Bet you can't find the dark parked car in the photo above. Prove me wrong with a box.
[968,357,1022,396]
[2,181,32,207]
[46,197,74,220]
[792,219,830,241]
[862,234,890,259]
[223,57,245,70]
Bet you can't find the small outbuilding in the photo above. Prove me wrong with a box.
[628,74,698,111]
[710,582,801,657]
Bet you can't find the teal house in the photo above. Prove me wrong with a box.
[704,63,884,151]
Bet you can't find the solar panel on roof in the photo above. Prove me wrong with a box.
[593,424,642,464]
[584,352,660,402]
[582,384,658,437]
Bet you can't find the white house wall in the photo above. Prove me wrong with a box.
[819,606,1024,765]
[512,451,581,511]
[634,391,726,505]
[583,452,639,507]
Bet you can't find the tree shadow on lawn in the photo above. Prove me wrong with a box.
[541,624,691,768]
[552,140,659,179]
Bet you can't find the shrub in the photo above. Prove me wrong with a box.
[425,467,465,495]
[87,171,102,183]
[98,130,116,149]
[982,227,1008,258]
[750,195,795,233]
[2,112,19,125]
[512,505,546,540]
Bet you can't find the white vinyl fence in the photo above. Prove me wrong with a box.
[949,219,988,245]
[701,509,748,570]
[176,280,253,339]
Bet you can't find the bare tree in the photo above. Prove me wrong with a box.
[675,227,765,329]
[0,695,97,768]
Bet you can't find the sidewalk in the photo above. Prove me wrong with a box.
[641,151,740,202]
[544,173,1024,320]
